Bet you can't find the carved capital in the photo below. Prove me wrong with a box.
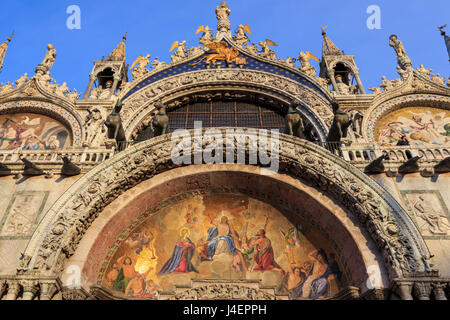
[20,280,39,300]
[413,282,432,300]
[5,280,21,300]
[40,282,59,300]
[431,282,448,300]
[394,281,414,300]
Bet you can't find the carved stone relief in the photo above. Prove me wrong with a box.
[0,191,49,239]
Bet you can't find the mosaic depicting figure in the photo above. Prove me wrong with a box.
[0,113,71,150]
[101,193,345,300]
[375,107,450,146]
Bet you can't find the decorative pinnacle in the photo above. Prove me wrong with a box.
[7,32,14,42]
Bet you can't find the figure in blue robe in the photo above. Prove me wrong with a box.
[206,217,238,259]
[308,249,342,299]
[159,229,198,275]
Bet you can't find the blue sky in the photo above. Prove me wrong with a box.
[0,0,448,93]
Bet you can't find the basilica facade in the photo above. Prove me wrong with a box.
[0,2,449,300]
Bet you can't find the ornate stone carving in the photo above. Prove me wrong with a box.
[172,284,276,300]
[5,280,21,300]
[170,41,188,63]
[0,81,15,95]
[416,64,432,78]
[431,282,448,300]
[430,73,446,86]
[35,44,57,76]
[216,1,231,39]
[150,57,166,70]
[20,280,39,300]
[413,281,432,300]
[15,73,29,87]
[62,288,90,300]
[298,51,319,78]
[40,282,59,300]
[130,54,151,80]
[258,40,277,61]
[233,24,251,47]
[196,25,215,47]
[389,35,412,70]
[84,108,104,147]
[410,194,450,236]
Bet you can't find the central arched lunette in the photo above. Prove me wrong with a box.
[63,165,389,293]
[19,130,431,281]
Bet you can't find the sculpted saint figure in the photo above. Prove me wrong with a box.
[84,108,103,147]
[233,24,251,47]
[216,1,230,20]
[389,35,407,58]
[334,75,350,95]
[131,54,151,79]
[258,40,277,61]
[170,41,188,63]
[389,35,412,69]
[41,44,57,70]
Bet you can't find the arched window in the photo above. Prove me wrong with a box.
[136,100,286,141]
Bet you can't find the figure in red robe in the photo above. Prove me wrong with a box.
[250,229,284,274]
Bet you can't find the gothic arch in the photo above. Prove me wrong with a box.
[18,130,431,284]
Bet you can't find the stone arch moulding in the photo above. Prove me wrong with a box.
[362,93,450,143]
[19,130,431,282]
[119,69,335,142]
[63,165,390,294]
[0,99,84,147]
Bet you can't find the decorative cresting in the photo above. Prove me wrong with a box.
[0,78,84,146]
[119,40,334,141]
[19,130,430,280]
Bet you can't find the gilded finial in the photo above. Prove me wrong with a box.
[321,25,329,36]
[7,32,14,42]
[123,32,127,41]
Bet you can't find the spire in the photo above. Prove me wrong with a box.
[321,26,342,56]
[106,33,127,62]
[0,32,14,73]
